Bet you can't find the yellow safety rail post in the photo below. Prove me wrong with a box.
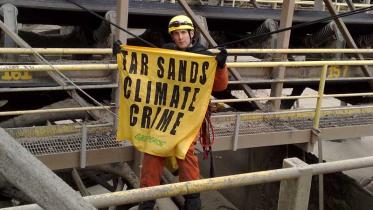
[313,65,328,129]
[312,65,328,210]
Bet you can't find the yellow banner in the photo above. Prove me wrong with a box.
[116,45,217,159]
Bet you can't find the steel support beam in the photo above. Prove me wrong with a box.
[270,0,295,111]
[344,0,356,11]
[177,0,265,110]
[0,4,17,48]
[278,158,312,210]
[0,128,96,210]
[113,0,128,125]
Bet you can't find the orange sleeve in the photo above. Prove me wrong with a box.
[212,65,228,92]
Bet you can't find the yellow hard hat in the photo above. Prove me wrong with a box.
[168,15,194,33]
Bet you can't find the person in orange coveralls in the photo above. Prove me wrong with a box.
[138,15,228,210]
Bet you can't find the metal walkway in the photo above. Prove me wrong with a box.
[7,108,373,170]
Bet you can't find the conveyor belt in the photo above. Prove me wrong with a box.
[3,0,373,32]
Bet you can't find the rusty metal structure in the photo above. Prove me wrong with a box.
[1,0,373,209]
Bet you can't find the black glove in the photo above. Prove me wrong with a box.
[215,47,227,69]
[112,40,122,55]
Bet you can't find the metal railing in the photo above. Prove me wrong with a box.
[3,156,373,210]
[2,47,373,210]
[2,48,373,121]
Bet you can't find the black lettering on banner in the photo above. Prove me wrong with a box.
[146,81,152,104]
[181,86,191,109]
[188,88,200,111]
[151,107,162,128]
[154,82,167,106]
[169,85,180,108]
[123,76,132,99]
[141,106,152,128]
[140,53,148,75]
[168,58,176,80]
[200,61,208,84]
[129,52,138,74]
[190,61,198,83]
[170,112,184,135]
[178,60,187,82]
[129,104,139,126]
[121,50,128,71]
[156,109,174,132]
[134,79,142,102]
[157,57,165,78]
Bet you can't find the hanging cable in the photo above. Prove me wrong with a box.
[65,0,157,48]
[65,0,373,50]
[215,5,373,48]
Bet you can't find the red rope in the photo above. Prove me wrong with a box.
[199,108,215,159]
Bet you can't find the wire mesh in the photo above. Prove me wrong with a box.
[213,112,373,137]
[19,133,122,156]
[14,112,373,156]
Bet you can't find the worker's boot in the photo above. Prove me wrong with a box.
[138,200,156,210]
[184,193,201,210]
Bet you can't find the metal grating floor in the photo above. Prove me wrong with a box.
[213,113,373,137]
[19,133,125,156]
[17,113,373,156]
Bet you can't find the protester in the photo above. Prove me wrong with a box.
[132,15,228,210]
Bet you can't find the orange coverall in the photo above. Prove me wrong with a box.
[140,63,228,187]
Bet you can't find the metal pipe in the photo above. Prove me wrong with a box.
[0,84,118,92]
[233,113,241,151]
[3,48,373,55]
[211,104,373,122]
[212,90,373,103]
[211,48,373,54]
[0,48,112,54]
[80,123,88,169]
[0,106,112,116]
[212,104,373,118]
[4,48,373,55]
[3,92,370,117]
[1,60,373,72]
[6,156,373,210]
[317,131,324,210]
[227,60,373,68]
[312,156,373,174]
[0,64,116,72]
[3,168,301,210]
[228,77,373,84]
[325,92,373,98]
[212,95,316,103]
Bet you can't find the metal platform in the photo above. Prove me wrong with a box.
[6,108,373,170]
